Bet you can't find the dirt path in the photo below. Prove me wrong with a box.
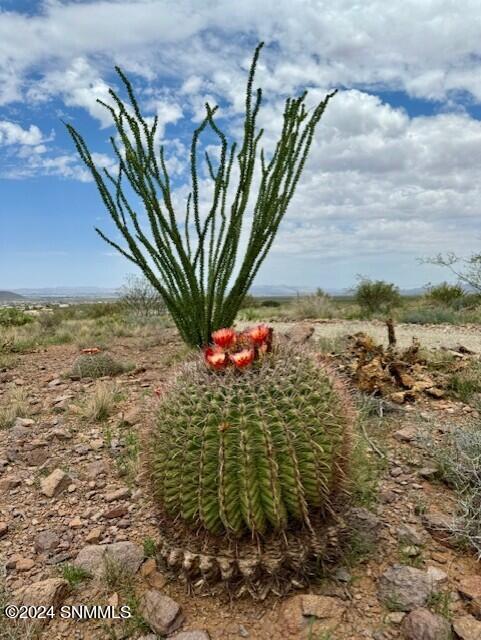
[262,319,481,352]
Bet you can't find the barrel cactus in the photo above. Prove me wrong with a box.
[71,351,126,379]
[151,332,355,596]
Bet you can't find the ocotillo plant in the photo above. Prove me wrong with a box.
[67,43,336,347]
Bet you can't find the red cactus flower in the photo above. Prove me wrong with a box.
[247,324,271,346]
[81,347,101,355]
[204,346,228,370]
[211,327,237,349]
[230,348,255,368]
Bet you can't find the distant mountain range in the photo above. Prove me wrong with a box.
[0,290,25,301]
[2,284,430,300]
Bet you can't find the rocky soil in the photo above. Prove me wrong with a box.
[1,323,481,640]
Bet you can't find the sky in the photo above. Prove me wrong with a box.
[1,0,481,291]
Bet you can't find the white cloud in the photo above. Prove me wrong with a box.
[27,57,115,127]
[0,121,45,146]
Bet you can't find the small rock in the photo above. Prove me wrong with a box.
[140,558,157,577]
[34,530,60,554]
[426,566,448,586]
[347,507,381,545]
[105,487,131,502]
[401,608,451,640]
[85,527,103,544]
[418,467,438,480]
[14,417,35,427]
[122,408,141,425]
[301,594,346,619]
[140,589,184,636]
[0,522,8,538]
[169,632,211,640]
[147,571,168,590]
[24,448,50,467]
[13,578,69,609]
[284,324,315,344]
[378,565,435,611]
[386,611,405,625]
[69,517,83,529]
[452,615,481,640]
[458,576,481,601]
[16,558,35,572]
[397,524,425,547]
[40,468,71,498]
[394,427,417,442]
[278,594,346,635]
[0,475,21,491]
[422,512,454,546]
[74,541,143,579]
[102,505,128,519]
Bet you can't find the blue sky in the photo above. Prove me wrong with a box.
[1,1,481,291]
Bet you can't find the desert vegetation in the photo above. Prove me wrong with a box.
[3,41,481,640]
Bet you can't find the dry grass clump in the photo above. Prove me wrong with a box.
[79,381,122,422]
[436,424,481,556]
[0,387,29,429]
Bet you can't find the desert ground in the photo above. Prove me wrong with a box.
[1,310,481,640]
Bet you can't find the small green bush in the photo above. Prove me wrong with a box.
[0,308,33,327]
[426,282,465,306]
[259,299,281,308]
[354,278,401,316]
[71,352,128,379]
[399,307,457,325]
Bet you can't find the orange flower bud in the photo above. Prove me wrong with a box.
[247,324,271,346]
[204,346,228,370]
[211,328,237,349]
[81,347,101,355]
[229,348,255,368]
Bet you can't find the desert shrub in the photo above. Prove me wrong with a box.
[354,278,401,316]
[446,361,481,404]
[425,282,465,306]
[260,299,281,308]
[120,274,166,317]
[0,308,32,327]
[36,310,63,331]
[435,425,481,555]
[399,307,457,325]
[287,294,336,319]
[71,352,129,379]
[151,342,354,593]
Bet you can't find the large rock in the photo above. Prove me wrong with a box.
[378,565,435,612]
[74,541,143,579]
[452,615,481,640]
[40,469,71,497]
[401,608,452,640]
[140,589,184,635]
